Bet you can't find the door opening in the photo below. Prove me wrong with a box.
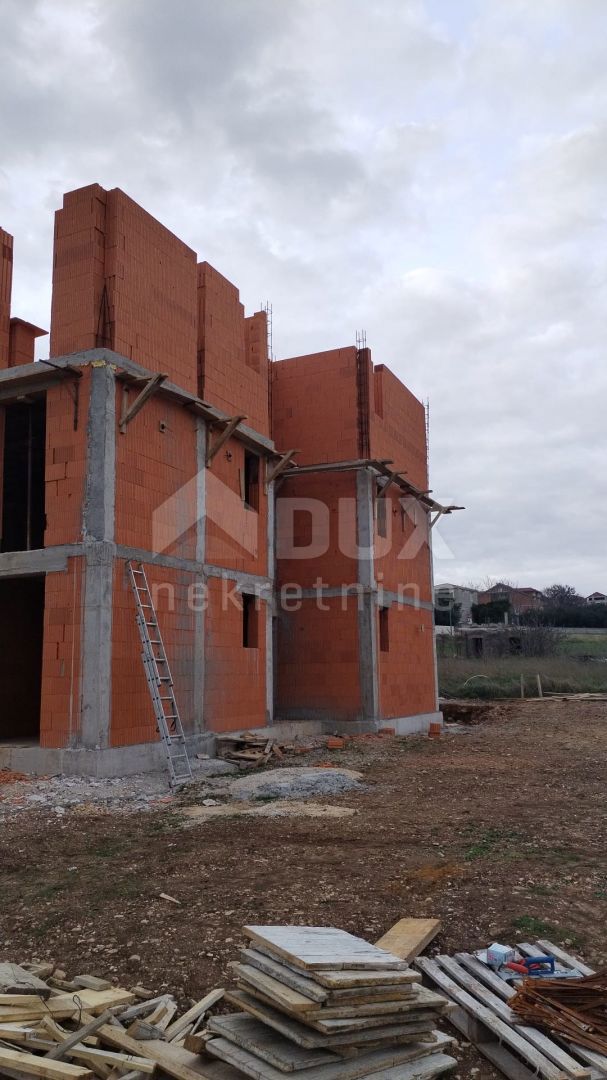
[0,576,45,742]
[1,397,46,552]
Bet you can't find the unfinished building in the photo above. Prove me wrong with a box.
[0,185,457,776]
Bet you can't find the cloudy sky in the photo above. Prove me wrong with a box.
[2,0,606,593]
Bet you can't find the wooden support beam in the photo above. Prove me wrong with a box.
[265,450,299,488]
[206,415,246,466]
[377,471,407,499]
[119,373,167,434]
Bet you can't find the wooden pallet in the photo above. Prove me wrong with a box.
[415,940,607,1080]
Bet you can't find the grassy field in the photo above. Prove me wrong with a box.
[561,633,607,657]
[438,654,607,698]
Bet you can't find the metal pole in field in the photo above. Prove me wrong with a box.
[536,673,543,698]
[520,674,525,699]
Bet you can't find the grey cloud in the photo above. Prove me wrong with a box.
[1,0,605,592]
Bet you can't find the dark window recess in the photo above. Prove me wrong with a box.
[376,495,387,538]
[379,606,390,652]
[0,576,44,741]
[1,398,46,553]
[242,593,259,649]
[244,451,260,511]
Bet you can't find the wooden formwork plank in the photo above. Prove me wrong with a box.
[374,920,441,965]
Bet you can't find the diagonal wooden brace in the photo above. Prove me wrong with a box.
[265,449,299,488]
[206,414,246,466]
[120,372,167,434]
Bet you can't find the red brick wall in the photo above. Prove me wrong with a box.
[197,263,270,435]
[276,597,361,719]
[276,472,358,589]
[114,388,198,560]
[0,228,13,369]
[377,603,436,718]
[51,185,198,395]
[371,365,428,490]
[44,369,91,547]
[9,321,42,366]
[204,576,267,732]
[272,348,360,464]
[205,434,268,576]
[40,557,84,748]
[110,560,198,747]
[374,483,433,604]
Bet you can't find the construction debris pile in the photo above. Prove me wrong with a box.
[512,969,607,1055]
[0,960,222,1079]
[204,925,457,1080]
[215,733,335,767]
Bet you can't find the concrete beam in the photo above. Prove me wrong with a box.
[0,545,83,578]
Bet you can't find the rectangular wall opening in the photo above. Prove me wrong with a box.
[0,576,45,742]
[379,606,390,652]
[242,592,259,649]
[243,451,260,511]
[1,397,46,552]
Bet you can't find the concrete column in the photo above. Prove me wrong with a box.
[83,362,116,541]
[356,468,379,722]
[193,419,206,732]
[427,512,441,713]
[80,362,116,749]
[265,478,275,726]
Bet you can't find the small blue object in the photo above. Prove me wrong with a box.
[524,955,555,974]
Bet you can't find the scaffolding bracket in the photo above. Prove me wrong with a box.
[120,372,167,434]
[206,414,246,466]
[265,449,299,489]
[38,360,82,430]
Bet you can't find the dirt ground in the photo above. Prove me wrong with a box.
[2,698,607,1079]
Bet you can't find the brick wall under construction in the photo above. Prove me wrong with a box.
[0,184,443,769]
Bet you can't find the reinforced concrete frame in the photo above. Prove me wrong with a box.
[0,348,451,776]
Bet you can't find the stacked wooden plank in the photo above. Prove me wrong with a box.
[204,926,457,1080]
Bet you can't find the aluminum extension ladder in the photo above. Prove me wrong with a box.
[126,560,193,787]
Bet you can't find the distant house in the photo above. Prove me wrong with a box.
[477,583,545,617]
[586,592,607,605]
[434,583,478,625]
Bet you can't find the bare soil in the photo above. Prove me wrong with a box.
[2,698,606,1079]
